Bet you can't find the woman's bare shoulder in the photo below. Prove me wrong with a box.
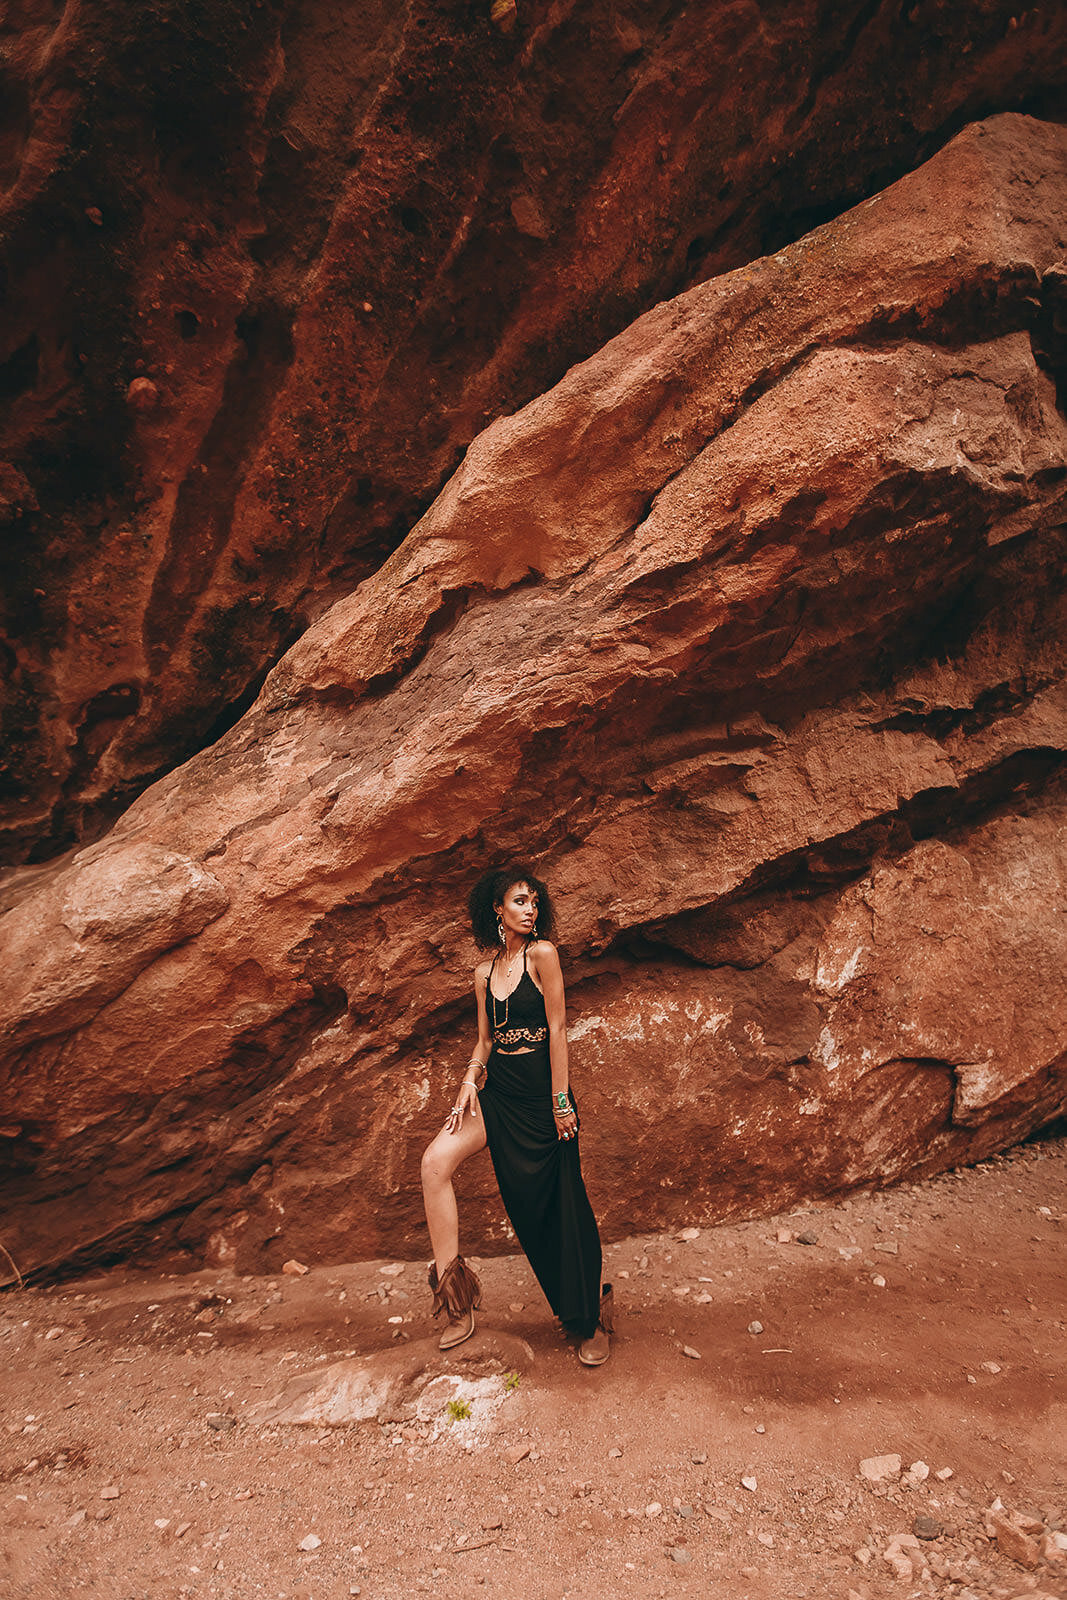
[527,938,560,969]
[474,958,493,984]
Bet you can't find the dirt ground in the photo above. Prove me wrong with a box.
[2,1131,1065,1600]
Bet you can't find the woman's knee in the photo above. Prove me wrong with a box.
[421,1138,452,1188]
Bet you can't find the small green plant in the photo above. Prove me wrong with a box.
[446,1397,472,1422]
[504,1371,521,1393]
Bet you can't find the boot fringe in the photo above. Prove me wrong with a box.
[428,1255,482,1320]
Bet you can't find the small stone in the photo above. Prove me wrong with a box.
[489,0,517,31]
[387,1315,403,1324]
[282,1259,309,1276]
[669,1546,691,1564]
[871,1274,887,1287]
[757,1530,774,1547]
[298,1533,322,1552]
[739,1567,759,1579]
[175,1522,191,1538]
[691,1453,707,1465]
[1042,1530,1067,1563]
[154,1518,170,1530]
[980,1361,1001,1374]
[796,1230,819,1246]
[206,1413,236,1432]
[646,1502,662,1518]
[509,1303,524,1312]
[682,1346,701,1360]
[934,1467,953,1481]
[741,1475,758,1492]
[986,1510,1039,1569]
[747,1321,763,1335]
[85,206,103,225]
[776,1229,792,1243]
[378,1263,405,1276]
[859,1454,902,1482]
[754,1424,766,1434]
[99,1486,120,1500]
[94,1507,111,1521]
[126,377,159,413]
[913,1515,941,1541]
[608,1447,623,1458]
[44,1326,65,1340]
[677,1228,700,1241]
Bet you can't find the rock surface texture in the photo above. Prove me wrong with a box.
[2,1,1067,862]
[2,113,1067,1279]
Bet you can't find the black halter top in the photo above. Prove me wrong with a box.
[487,945,549,1053]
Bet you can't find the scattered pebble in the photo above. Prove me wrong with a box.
[99,1486,120,1500]
[298,1533,322,1552]
[677,1228,700,1241]
[669,1546,691,1564]
[741,1475,758,1492]
[871,1274,887,1288]
[859,1454,902,1482]
[747,1321,764,1335]
[913,1515,941,1540]
[796,1230,819,1246]
[646,1502,662,1518]
[682,1345,701,1360]
[282,1260,309,1277]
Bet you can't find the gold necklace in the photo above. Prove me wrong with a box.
[493,939,526,1031]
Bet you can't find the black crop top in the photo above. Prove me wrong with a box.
[486,947,549,1053]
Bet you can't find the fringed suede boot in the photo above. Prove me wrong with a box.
[428,1254,482,1351]
[578,1282,613,1367]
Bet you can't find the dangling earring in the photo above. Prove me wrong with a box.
[497,918,506,946]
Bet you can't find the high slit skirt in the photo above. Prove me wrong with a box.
[479,1042,603,1340]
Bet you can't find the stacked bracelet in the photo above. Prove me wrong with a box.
[552,1091,574,1116]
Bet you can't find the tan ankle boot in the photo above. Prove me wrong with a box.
[428,1255,482,1351]
[578,1283,613,1367]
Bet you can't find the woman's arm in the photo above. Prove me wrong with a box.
[534,942,578,1141]
[445,969,491,1133]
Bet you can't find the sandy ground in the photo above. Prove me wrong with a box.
[2,1132,1065,1600]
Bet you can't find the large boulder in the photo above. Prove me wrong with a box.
[2,1,1066,862]
[0,114,1065,1279]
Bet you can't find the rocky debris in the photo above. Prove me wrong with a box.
[3,116,1067,1277]
[882,1532,930,1582]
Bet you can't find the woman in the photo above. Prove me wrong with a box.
[420,864,611,1366]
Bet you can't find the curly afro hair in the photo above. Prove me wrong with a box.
[468,863,555,950]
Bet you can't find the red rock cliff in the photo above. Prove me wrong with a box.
[1,111,1065,1279]
[2,0,1066,862]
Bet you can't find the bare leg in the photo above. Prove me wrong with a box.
[421,1111,487,1274]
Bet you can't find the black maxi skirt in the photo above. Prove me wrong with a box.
[479,1041,603,1340]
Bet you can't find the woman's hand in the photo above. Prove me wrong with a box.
[444,1078,480,1134]
[554,1104,578,1142]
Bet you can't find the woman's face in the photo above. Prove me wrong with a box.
[496,881,539,940]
